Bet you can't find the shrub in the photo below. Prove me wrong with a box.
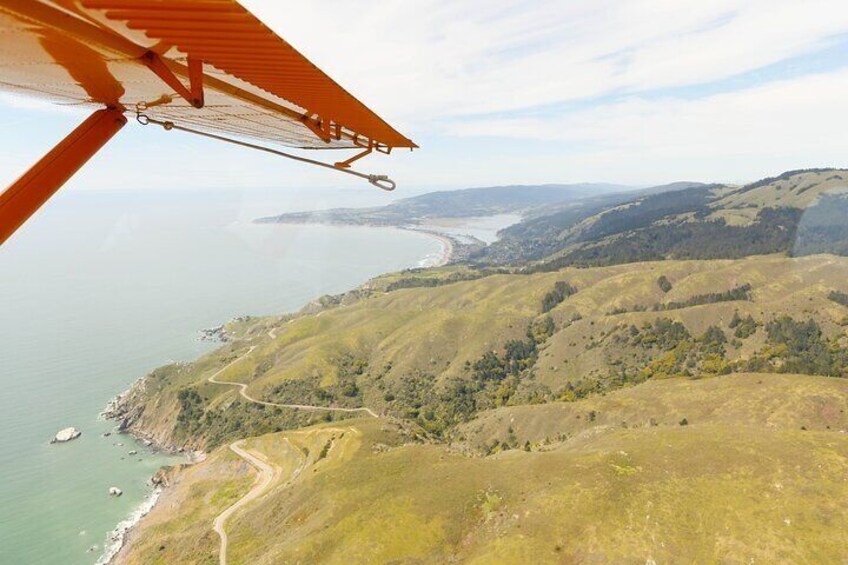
[317,439,332,460]
[828,290,848,307]
[541,281,577,313]
[733,315,758,339]
[527,315,556,343]
[654,284,752,311]
[700,325,727,355]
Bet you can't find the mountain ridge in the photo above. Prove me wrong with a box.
[475,168,848,267]
[255,182,631,226]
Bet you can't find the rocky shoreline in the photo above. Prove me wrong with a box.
[198,324,227,343]
[99,382,204,564]
[102,368,208,455]
[101,380,167,453]
[92,228,473,563]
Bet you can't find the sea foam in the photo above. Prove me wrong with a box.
[96,486,162,565]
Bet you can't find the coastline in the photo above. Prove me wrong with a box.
[405,228,455,267]
[97,228,455,564]
[435,234,454,266]
[98,384,197,565]
[96,486,163,565]
[261,219,503,268]
[4,195,470,565]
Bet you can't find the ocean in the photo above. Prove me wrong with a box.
[0,186,446,564]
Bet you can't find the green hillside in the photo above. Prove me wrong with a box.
[109,191,848,564]
[118,373,848,564]
[111,254,848,452]
[477,169,848,267]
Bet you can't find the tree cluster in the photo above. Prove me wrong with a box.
[541,281,577,312]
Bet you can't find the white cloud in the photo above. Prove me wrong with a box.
[449,68,848,150]
[438,68,848,183]
[242,0,848,125]
[2,0,848,190]
[241,0,848,186]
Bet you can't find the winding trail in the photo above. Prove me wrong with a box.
[206,329,378,564]
[213,440,280,565]
[206,344,378,418]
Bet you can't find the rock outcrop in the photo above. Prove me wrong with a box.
[51,427,81,444]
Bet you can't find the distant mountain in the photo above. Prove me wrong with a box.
[255,183,630,226]
[474,168,848,268]
[635,180,711,197]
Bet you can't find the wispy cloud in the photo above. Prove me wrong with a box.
[236,0,848,186]
[2,1,847,190]
[448,68,848,146]
[245,0,848,122]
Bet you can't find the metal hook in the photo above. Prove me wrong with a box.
[368,175,396,191]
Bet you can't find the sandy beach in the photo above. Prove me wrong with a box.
[399,227,455,267]
[428,232,455,266]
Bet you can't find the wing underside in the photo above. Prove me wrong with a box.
[0,0,415,151]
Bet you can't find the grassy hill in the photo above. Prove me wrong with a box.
[110,254,848,453]
[108,179,848,563]
[710,169,848,223]
[116,449,254,564]
[117,373,848,564]
[476,169,848,267]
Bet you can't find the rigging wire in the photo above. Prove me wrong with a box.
[134,109,397,191]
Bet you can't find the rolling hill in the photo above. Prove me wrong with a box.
[475,168,848,267]
[108,169,848,564]
[117,372,848,564]
[109,253,848,453]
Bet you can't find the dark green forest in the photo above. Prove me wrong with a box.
[473,169,848,271]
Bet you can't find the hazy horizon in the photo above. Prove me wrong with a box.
[2,1,846,194]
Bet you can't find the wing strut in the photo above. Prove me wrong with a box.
[0,108,126,245]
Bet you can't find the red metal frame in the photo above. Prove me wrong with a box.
[300,114,333,144]
[0,108,126,246]
[141,51,205,109]
[335,146,373,169]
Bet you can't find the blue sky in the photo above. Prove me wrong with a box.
[2,0,848,194]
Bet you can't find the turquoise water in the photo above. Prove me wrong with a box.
[0,187,441,564]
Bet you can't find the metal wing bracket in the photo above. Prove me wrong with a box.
[141,51,204,109]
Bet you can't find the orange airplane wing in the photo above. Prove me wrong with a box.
[0,0,414,244]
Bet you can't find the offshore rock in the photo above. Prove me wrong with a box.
[51,427,81,444]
